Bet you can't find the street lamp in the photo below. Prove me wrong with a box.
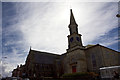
[116,1,120,18]
[116,14,120,18]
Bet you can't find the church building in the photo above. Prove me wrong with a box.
[12,9,120,79]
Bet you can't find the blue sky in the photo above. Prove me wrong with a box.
[1,1,119,77]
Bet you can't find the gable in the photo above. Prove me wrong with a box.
[26,50,60,64]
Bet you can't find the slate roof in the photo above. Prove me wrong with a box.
[85,44,120,53]
[27,49,61,64]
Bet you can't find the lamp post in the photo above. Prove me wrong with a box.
[116,14,120,18]
[116,1,120,18]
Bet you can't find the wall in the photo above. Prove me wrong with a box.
[100,46,119,67]
[63,48,87,74]
[85,45,120,74]
[85,45,103,73]
[100,46,120,76]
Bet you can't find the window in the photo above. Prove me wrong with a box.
[92,54,97,68]
[70,37,73,42]
[76,37,80,41]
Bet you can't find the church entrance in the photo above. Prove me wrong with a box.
[72,66,76,73]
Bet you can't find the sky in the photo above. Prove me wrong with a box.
[0,0,120,77]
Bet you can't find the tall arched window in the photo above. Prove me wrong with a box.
[92,54,97,68]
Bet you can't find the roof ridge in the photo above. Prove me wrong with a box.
[30,49,61,56]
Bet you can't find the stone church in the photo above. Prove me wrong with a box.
[12,9,120,79]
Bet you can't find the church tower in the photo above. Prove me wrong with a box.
[67,9,84,51]
[64,9,87,74]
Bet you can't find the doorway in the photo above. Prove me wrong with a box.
[72,66,76,73]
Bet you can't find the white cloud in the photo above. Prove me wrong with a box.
[12,2,118,53]
[100,36,118,46]
[0,59,12,77]
[1,47,27,77]
[75,2,118,45]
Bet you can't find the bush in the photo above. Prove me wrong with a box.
[88,72,99,77]
[62,72,90,78]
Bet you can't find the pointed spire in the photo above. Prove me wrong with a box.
[70,9,77,25]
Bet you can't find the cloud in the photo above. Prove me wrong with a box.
[99,36,118,46]
[1,47,27,77]
[12,2,118,53]
[1,63,12,77]
[0,58,12,78]
[11,2,70,53]
[94,28,119,50]
[75,2,118,45]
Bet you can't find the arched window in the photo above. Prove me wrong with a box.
[92,54,97,68]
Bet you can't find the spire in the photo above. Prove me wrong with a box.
[69,9,78,34]
[67,9,84,50]
[70,9,77,25]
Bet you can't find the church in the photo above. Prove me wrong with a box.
[12,9,120,79]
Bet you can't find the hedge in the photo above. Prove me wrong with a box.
[62,72,99,78]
